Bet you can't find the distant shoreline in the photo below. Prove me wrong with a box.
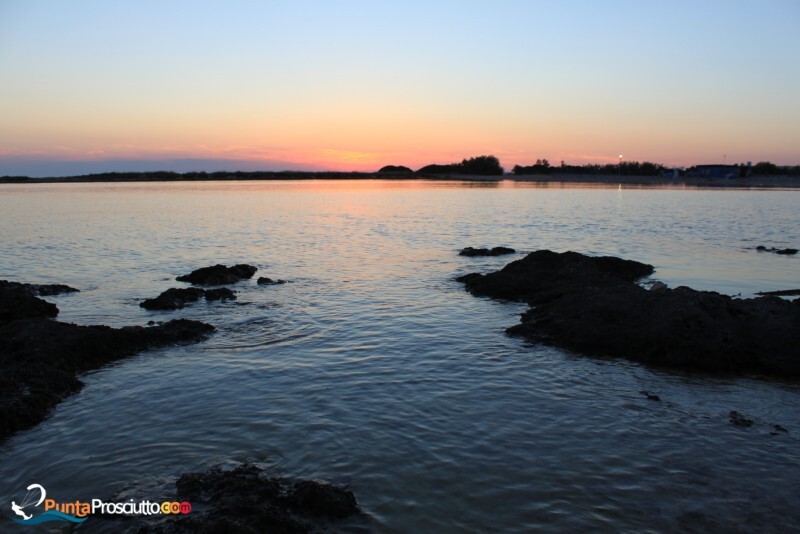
[1,171,798,188]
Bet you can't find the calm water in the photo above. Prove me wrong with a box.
[1,180,799,532]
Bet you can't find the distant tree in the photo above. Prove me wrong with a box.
[513,159,665,176]
[752,161,779,176]
[458,155,504,176]
[417,155,504,176]
[511,158,553,175]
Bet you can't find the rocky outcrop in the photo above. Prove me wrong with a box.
[204,288,237,301]
[135,464,364,532]
[459,246,516,257]
[755,246,798,255]
[458,250,800,377]
[0,285,59,323]
[0,282,214,439]
[457,249,653,301]
[0,280,79,322]
[257,277,287,286]
[140,287,236,310]
[729,411,753,427]
[141,287,205,310]
[176,264,257,286]
[757,289,800,297]
[0,280,80,296]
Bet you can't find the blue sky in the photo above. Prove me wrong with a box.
[1,0,798,175]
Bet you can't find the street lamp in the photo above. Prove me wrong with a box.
[619,155,623,177]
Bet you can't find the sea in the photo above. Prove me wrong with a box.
[0,179,798,532]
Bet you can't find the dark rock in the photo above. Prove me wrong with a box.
[289,479,358,519]
[649,281,668,293]
[729,411,753,427]
[134,464,363,532]
[455,272,484,284]
[459,250,800,378]
[204,287,237,301]
[176,264,257,286]
[140,288,205,310]
[0,286,59,323]
[459,246,516,257]
[141,288,237,310]
[0,280,80,323]
[0,318,214,439]
[0,280,79,297]
[640,390,661,402]
[461,249,653,302]
[755,246,798,255]
[257,277,287,286]
[756,289,800,297]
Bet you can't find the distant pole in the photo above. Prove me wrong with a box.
[723,154,727,165]
[619,155,623,177]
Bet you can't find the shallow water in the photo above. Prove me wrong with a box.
[1,180,798,531]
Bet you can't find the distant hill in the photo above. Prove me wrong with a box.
[377,165,414,175]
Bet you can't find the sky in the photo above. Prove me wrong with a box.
[1,0,799,176]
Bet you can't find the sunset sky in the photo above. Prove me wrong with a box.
[1,0,799,176]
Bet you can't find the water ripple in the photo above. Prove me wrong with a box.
[0,181,798,531]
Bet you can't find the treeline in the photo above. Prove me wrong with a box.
[749,162,800,176]
[5,157,799,183]
[413,157,800,177]
[415,155,504,176]
[512,159,667,176]
[1,170,377,183]
[410,156,671,177]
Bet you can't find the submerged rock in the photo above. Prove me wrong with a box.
[140,287,237,310]
[134,464,363,532]
[257,277,287,286]
[459,246,516,257]
[640,390,661,402]
[755,246,798,255]
[176,264,257,286]
[0,310,214,439]
[140,287,206,310]
[459,250,800,378]
[729,411,754,427]
[204,287,237,301]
